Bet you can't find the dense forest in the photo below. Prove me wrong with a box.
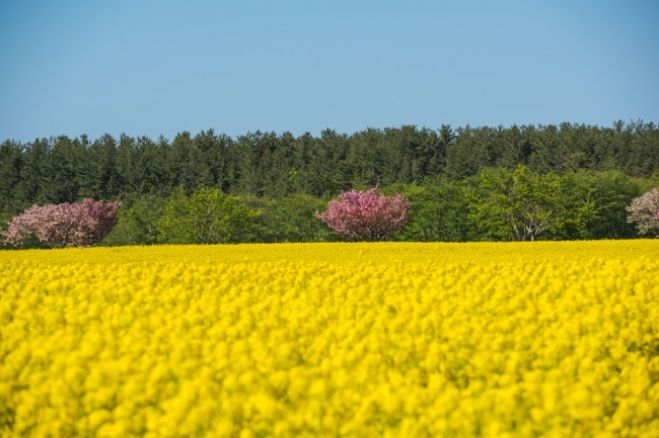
[1,121,658,245]
[1,121,658,210]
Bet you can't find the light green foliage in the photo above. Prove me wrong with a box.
[467,166,561,241]
[156,188,258,244]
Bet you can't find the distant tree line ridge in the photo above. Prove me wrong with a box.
[1,121,658,213]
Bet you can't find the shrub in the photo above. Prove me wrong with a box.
[627,188,659,235]
[2,199,121,247]
[316,188,410,241]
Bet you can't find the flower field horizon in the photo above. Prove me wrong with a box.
[1,241,658,436]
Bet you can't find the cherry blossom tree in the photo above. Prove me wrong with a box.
[627,188,659,236]
[316,188,410,241]
[3,199,121,247]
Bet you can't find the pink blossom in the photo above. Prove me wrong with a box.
[2,199,121,247]
[316,188,410,241]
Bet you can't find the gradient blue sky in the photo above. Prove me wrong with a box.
[1,0,657,141]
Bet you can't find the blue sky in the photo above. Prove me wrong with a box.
[1,0,657,141]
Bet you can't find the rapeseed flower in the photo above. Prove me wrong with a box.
[0,241,657,436]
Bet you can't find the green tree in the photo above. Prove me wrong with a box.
[157,188,258,243]
[194,130,232,191]
[389,180,471,241]
[444,126,492,179]
[248,194,337,242]
[44,136,84,203]
[14,139,50,208]
[304,129,348,196]
[79,134,121,199]
[467,166,561,241]
[547,171,638,239]
[0,140,23,212]
[102,194,166,245]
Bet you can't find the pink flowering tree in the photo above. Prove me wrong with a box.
[2,199,121,247]
[627,188,659,236]
[315,188,411,241]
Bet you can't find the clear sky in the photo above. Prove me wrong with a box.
[1,0,657,142]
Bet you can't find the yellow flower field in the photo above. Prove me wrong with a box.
[1,241,658,437]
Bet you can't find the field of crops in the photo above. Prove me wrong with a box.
[1,241,658,436]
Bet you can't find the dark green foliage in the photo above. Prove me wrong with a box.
[244,194,339,242]
[102,194,166,245]
[389,181,471,242]
[2,122,656,211]
[0,211,13,249]
[550,171,641,239]
[0,140,22,212]
[44,136,85,204]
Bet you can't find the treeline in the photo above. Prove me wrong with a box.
[96,166,656,246]
[1,121,658,214]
